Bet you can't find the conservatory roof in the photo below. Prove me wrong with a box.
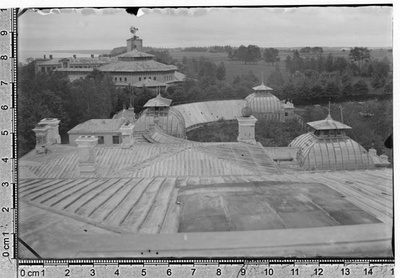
[143,93,172,107]
[307,114,352,130]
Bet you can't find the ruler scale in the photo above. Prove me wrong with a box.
[0,6,395,278]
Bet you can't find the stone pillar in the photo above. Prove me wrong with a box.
[75,136,98,176]
[32,124,51,154]
[38,118,61,144]
[119,123,135,148]
[237,115,257,145]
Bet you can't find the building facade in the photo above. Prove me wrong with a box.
[34,27,185,88]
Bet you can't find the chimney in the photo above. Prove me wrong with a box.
[43,55,46,60]
[237,107,257,144]
[119,122,135,148]
[38,118,61,144]
[73,54,76,59]
[91,54,94,58]
[32,124,51,154]
[49,54,53,59]
[75,136,98,176]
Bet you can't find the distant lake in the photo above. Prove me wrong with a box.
[18,50,110,64]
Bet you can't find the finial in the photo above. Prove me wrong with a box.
[328,100,331,117]
[261,72,264,85]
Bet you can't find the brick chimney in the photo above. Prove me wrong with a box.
[49,54,53,59]
[73,54,76,59]
[75,136,98,176]
[91,54,94,58]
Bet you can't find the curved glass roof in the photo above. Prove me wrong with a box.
[289,132,374,171]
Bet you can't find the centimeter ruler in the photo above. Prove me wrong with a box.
[0,7,395,278]
[0,7,17,278]
[16,259,394,277]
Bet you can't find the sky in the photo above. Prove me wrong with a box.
[18,6,393,52]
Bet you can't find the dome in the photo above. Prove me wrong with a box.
[289,132,374,171]
[245,92,283,114]
[134,107,186,139]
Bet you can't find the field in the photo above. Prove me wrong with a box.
[169,47,392,82]
[169,50,289,81]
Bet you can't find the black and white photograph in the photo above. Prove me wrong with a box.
[16,5,393,259]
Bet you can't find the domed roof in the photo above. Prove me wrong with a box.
[134,107,186,139]
[245,82,282,114]
[289,132,374,171]
[245,92,282,114]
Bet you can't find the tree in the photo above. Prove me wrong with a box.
[263,48,279,64]
[268,64,284,87]
[325,53,334,72]
[353,80,369,95]
[216,62,226,81]
[349,47,370,73]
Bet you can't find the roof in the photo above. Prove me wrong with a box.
[133,79,167,88]
[289,132,374,171]
[54,68,94,72]
[19,164,392,257]
[252,82,274,91]
[36,56,117,66]
[307,114,352,130]
[143,94,172,107]
[134,107,186,138]
[68,119,126,134]
[98,60,177,73]
[174,100,247,129]
[166,71,186,83]
[117,50,154,59]
[245,92,282,114]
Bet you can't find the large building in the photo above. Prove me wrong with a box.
[20,94,392,258]
[34,27,185,88]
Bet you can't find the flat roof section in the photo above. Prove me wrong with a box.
[177,181,380,233]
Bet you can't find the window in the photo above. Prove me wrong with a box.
[285,112,288,117]
[139,77,141,81]
[144,77,146,80]
[114,77,117,82]
[154,76,156,80]
[113,136,121,144]
[124,77,127,82]
[97,136,104,144]
[119,77,122,82]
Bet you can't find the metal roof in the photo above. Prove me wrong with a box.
[307,114,352,130]
[68,119,126,134]
[174,100,247,129]
[98,60,177,73]
[143,94,172,107]
[252,82,274,91]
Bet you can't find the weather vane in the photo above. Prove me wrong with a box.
[130,26,139,37]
